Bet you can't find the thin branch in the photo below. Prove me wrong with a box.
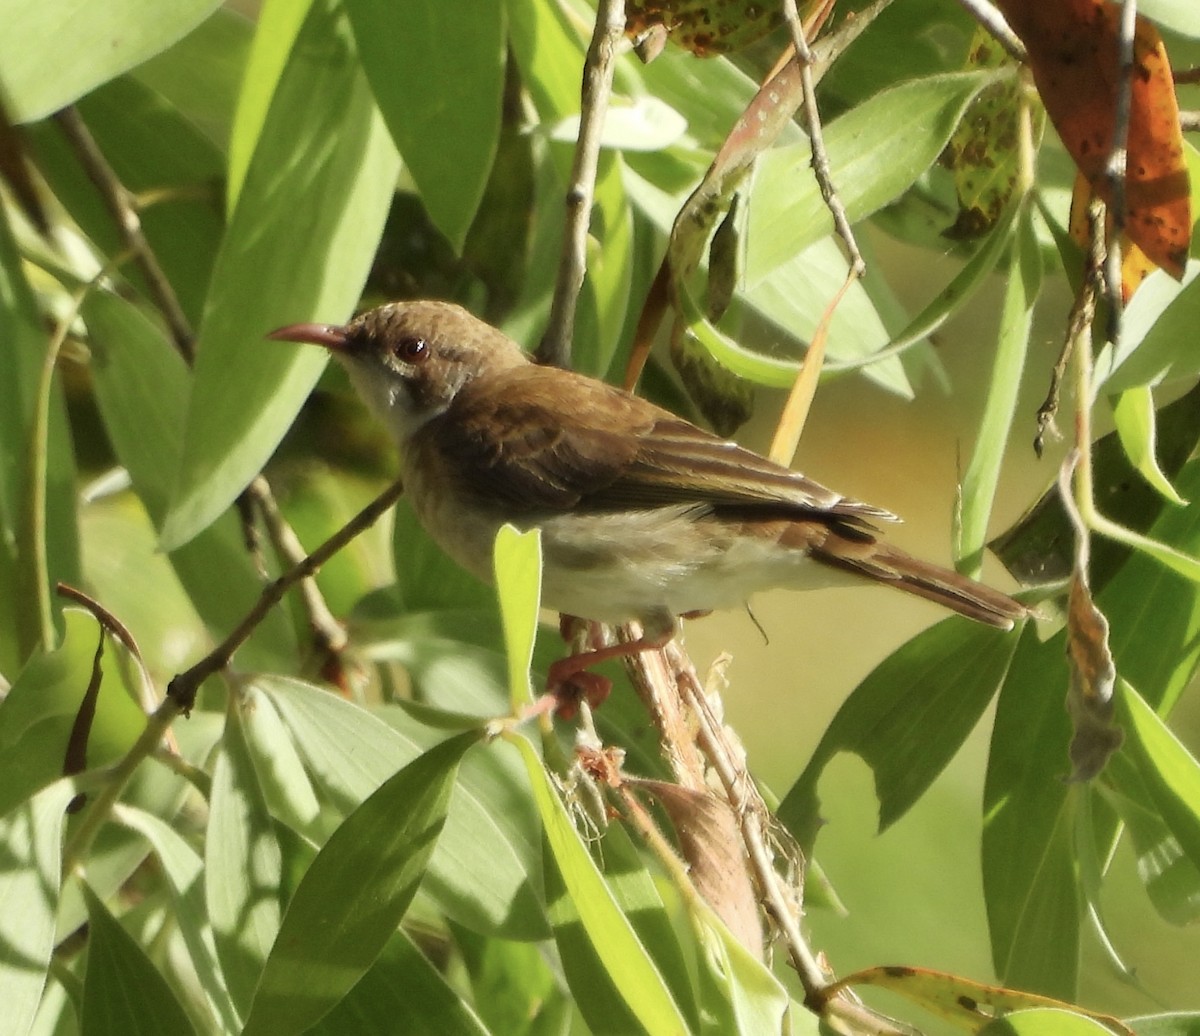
[167,478,405,713]
[781,0,865,278]
[1099,0,1139,323]
[53,107,196,364]
[247,475,348,658]
[537,0,626,369]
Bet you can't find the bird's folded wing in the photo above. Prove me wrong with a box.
[437,366,893,524]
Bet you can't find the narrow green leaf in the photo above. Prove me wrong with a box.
[308,929,490,1036]
[80,883,197,1036]
[238,682,321,834]
[345,0,504,248]
[984,460,1200,997]
[1102,752,1200,927]
[1111,386,1187,506]
[161,0,400,549]
[261,676,547,940]
[778,617,1020,848]
[493,526,542,710]
[693,907,789,1036]
[0,0,221,121]
[226,0,315,206]
[0,779,77,1036]
[860,200,1019,364]
[113,805,240,1034]
[957,202,1040,577]
[1101,263,1200,394]
[745,71,995,283]
[1117,680,1200,873]
[242,730,479,1036]
[511,734,689,1036]
[84,292,297,669]
[205,699,282,1017]
[132,7,253,151]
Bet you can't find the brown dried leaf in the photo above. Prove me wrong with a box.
[829,965,1134,1035]
[1065,570,1123,780]
[996,0,1191,277]
[638,778,764,958]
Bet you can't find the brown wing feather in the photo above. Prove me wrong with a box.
[432,365,892,525]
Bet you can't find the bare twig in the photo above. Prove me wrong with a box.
[167,478,404,713]
[1099,0,1139,323]
[53,107,195,364]
[781,0,865,279]
[537,0,626,369]
[247,475,348,658]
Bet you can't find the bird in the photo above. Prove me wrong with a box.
[269,300,1024,700]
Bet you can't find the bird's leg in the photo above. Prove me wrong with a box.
[547,614,678,717]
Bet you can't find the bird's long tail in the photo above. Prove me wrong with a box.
[813,539,1026,630]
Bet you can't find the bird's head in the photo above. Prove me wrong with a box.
[268,300,528,444]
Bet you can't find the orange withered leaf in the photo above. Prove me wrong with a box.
[995,0,1191,278]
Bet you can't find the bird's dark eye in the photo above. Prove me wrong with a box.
[394,337,428,363]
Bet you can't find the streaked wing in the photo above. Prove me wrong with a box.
[433,364,894,524]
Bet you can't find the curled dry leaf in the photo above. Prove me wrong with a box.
[636,778,765,959]
[995,0,1192,279]
[1065,570,1123,781]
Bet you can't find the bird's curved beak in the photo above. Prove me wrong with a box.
[266,322,350,352]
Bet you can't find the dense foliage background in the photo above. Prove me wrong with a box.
[1,0,1199,1033]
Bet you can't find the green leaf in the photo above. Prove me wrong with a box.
[345,0,504,249]
[28,75,226,324]
[132,8,253,151]
[1117,680,1200,874]
[0,779,77,1036]
[238,683,321,835]
[0,0,222,121]
[161,0,400,550]
[114,805,240,1033]
[983,460,1200,998]
[511,734,690,1035]
[84,292,297,669]
[205,698,282,1018]
[307,930,490,1036]
[242,730,479,1036]
[80,882,197,1036]
[1111,386,1187,507]
[957,202,1040,576]
[493,526,542,710]
[226,0,315,206]
[1101,264,1200,394]
[260,676,547,940]
[1102,752,1200,927]
[778,617,1020,848]
[745,71,995,284]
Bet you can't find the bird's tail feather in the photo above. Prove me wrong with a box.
[815,542,1025,630]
